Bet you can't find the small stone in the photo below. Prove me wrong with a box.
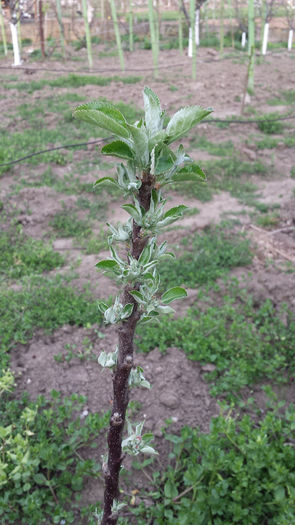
[155,366,163,374]
[27,378,32,384]
[171,416,178,423]
[159,393,180,409]
[242,147,256,161]
[154,429,163,438]
[201,363,216,373]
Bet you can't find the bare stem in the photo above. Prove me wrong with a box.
[101,172,154,525]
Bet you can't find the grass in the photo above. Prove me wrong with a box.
[191,135,234,157]
[0,274,104,370]
[49,206,92,238]
[1,96,142,172]
[159,224,253,289]
[136,283,295,398]
[0,226,65,279]
[267,89,295,106]
[3,73,142,93]
[176,156,268,203]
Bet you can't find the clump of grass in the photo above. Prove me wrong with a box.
[0,275,104,367]
[268,89,295,106]
[191,135,234,157]
[159,224,253,289]
[0,227,64,279]
[49,206,92,238]
[257,113,284,135]
[255,212,280,228]
[4,74,142,92]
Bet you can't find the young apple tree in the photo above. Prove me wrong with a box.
[73,88,212,525]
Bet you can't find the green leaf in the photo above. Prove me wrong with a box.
[163,205,188,220]
[143,86,162,136]
[127,123,149,166]
[101,141,134,161]
[166,106,213,144]
[129,290,145,302]
[34,473,48,485]
[122,303,134,319]
[121,203,142,222]
[173,163,206,182]
[73,100,130,139]
[96,260,119,270]
[94,177,117,186]
[161,287,187,304]
[154,144,176,175]
[164,479,178,499]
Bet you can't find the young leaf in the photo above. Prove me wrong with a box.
[143,86,162,136]
[96,260,119,271]
[173,162,206,182]
[73,100,130,139]
[122,203,143,223]
[127,123,149,166]
[122,303,134,319]
[163,205,188,220]
[94,177,117,187]
[161,287,187,304]
[102,141,135,161]
[166,106,213,144]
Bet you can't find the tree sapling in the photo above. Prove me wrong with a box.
[73,88,212,524]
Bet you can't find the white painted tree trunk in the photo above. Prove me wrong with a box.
[288,29,293,51]
[10,22,22,65]
[195,8,200,46]
[241,31,246,47]
[262,22,269,55]
[188,26,192,56]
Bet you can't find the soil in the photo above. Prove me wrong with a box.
[1,46,295,516]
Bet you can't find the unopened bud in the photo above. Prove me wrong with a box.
[111,412,123,426]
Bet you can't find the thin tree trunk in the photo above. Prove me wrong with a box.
[288,29,293,51]
[189,0,196,80]
[219,0,224,56]
[178,0,183,54]
[262,22,269,55]
[39,0,45,58]
[148,0,158,78]
[101,173,154,525]
[110,0,125,71]
[129,0,133,51]
[56,0,65,57]
[0,4,7,55]
[81,0,93,69]
[10,21,21,65]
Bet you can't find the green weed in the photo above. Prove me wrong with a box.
[0,387,108,524]
[136,284,295,397]
[0,275,103,369]
[4,74,142,92]
[255,212,280,228]
[191,135,234,157]
[159,225,252,288]
[257,113,284,134]
[0,227,64,279]
[49,206,92,238]
[131,402,295,524]
[268,89,295,106]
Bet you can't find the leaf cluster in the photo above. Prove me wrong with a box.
[0,387,109,524]
[131,403,295,524]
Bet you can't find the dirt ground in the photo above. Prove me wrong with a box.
[1,46,295,515]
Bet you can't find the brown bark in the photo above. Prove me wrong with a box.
[101,172,154,525]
